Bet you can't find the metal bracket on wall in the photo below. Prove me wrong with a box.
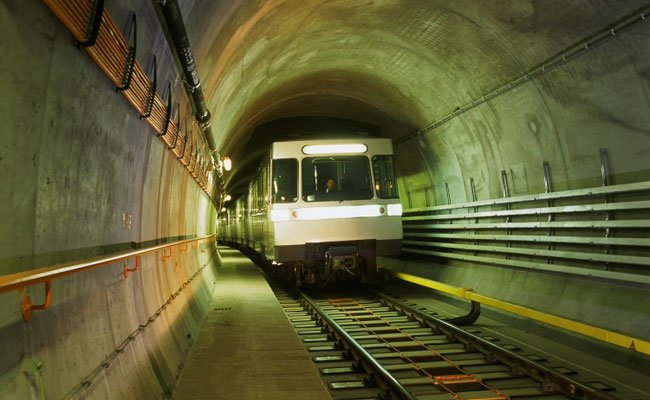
[78,0,104,48]
[542,161,552,194]
[140,54,157,119]
[600,148,613,258]
[176,127,192,162]
[161,247,173,262]
[172,118,186,153]
[600,148,610,188]
[158,81,173,137]
[187,146,197,170]
[123,255,140,279]
[501,170,513,257]
[543,161,556,258]
[116,11,137,92]
[177,122,189,160]
[22,281,52,322]
[500,170,510,200]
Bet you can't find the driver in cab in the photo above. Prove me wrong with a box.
[323,178,343,201]
[325,178,336,194]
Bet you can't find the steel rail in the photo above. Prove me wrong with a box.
[300,292,417,400]
[376,292,625,400]
[0,234,215,293]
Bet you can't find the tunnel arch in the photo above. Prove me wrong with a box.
[2,1,650,397]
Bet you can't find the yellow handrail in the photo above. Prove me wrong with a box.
[387,270,650,356]
[0,234,216,321]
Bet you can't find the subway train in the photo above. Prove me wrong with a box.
[218,138,402,285]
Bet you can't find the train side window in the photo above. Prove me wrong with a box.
[372,155,399,199]
[272,159,298,203]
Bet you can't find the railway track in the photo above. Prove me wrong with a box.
[270,283,635,400]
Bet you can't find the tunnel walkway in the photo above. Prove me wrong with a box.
[173,246,331,399]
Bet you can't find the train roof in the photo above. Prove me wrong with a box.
[271,137,394,159]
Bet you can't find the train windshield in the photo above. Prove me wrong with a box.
[272,159,298,203]
[372,155,399,198]
[302,156,373,202]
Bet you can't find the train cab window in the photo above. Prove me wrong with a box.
[272,159,298,203]
[302,156,373,202]
[372,155,399,198]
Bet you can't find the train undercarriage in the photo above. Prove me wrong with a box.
[278,240,378,286]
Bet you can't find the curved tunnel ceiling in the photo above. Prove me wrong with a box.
[182,0,648,194]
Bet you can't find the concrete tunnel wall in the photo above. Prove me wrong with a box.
[388,18,650,341]
[2,0,650,398]
[1,1,218,398]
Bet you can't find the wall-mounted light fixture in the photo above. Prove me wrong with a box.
[222,157,232,171]
[216,154,233,178]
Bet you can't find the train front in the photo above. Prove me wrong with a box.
[269,138,402,284]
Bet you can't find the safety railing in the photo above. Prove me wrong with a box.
[42,0,214,198]
[0,234,216,322]
[385,270,650,356]
[402,180,650,286]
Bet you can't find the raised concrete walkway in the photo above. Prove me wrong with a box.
[173,247,331,400]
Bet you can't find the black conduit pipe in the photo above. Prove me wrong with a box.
[157,0,218,162]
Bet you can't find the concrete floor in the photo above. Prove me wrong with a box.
[173,247,331,400]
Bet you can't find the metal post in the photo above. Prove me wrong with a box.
[600,148,612,257]
[543,161,552,193]
[501,170,512,256]
[469,178,477,202]
[543,161,555,258]
[445,182,451,205]
[600,148,610,187]
[500,170,510,199]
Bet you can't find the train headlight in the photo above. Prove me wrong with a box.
[270,209,291,222]
[387,203,403,216]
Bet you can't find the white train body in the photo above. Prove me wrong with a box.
[219,138,402,283]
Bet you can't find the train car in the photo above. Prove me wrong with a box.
[219,137,402,285]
